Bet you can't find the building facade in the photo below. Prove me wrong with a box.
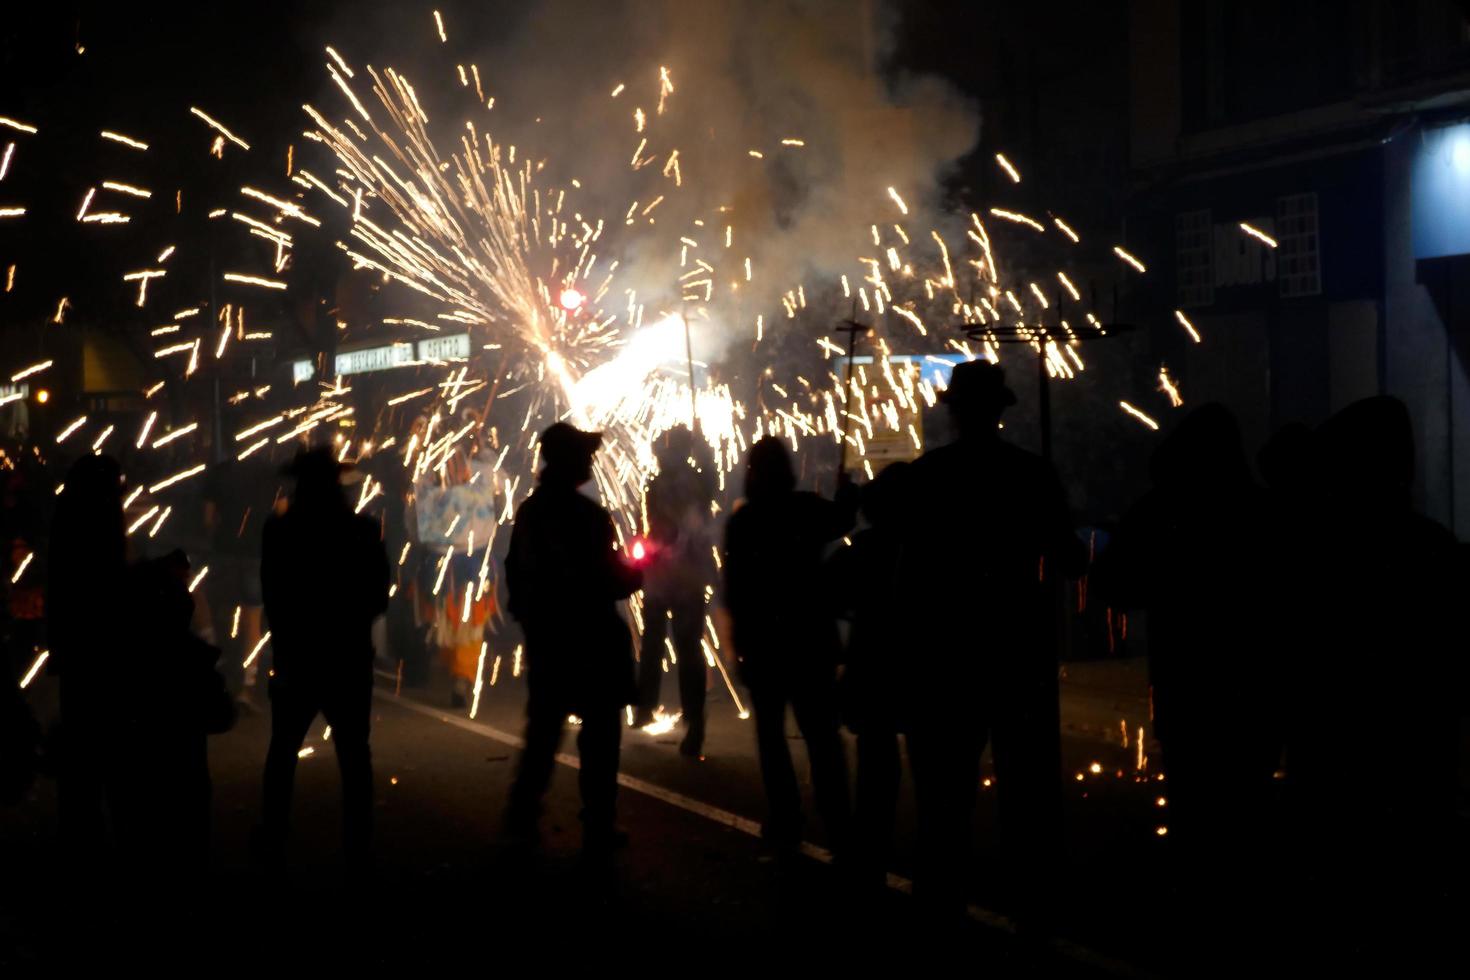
[1128,0,1470,531]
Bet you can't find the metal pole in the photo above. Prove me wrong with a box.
[1038,344,1052,461]
[682,307,698,431]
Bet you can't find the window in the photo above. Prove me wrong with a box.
[1176,209,1214,307]
[1276,193,1321,297]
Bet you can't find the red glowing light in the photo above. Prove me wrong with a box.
[631,539,647,561]
[559,288,585,311]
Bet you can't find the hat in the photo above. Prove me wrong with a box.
[540,422,603,468]
[656,425,695,461]
[940,360,1017,409]
[281,446,354,483]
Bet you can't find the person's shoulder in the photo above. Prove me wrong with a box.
[992,439,1047,468]
[574,491,616,528]
[725,500,754,531]
[513,488,546,519]
[350,511,381,539]
[1402,511,1457,550]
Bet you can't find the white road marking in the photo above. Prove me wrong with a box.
[373,684,1147,976]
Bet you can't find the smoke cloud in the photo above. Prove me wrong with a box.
[323,0,980,360]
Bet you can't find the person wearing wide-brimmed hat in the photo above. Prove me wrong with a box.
[901,359,1085,922]
[504,422,642,852]
[256,446,389,869]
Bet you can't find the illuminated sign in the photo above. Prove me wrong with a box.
[418,334,471,361]
[1412,123,1470,260]
[335,343,415,376]
[291,333,472,381]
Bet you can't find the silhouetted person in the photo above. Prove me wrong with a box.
[257,448,389,868]
[633,425,717,756]
[1289,397,1461,957]
[723,437,854,854]
[47,454,127,865]
[1094,404,1276,934]
[113,550,233,877]
[505,423,642,852]
[901,361,1085,920]
[827,460,912,887]
[1256,422,1314,798]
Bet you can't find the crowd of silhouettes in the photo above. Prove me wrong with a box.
[6,360,1465,965]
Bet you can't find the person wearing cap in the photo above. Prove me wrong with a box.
[901,359,1085,921]
[504,421,642,851]
[632,425,717,756]
[256,446,390,869]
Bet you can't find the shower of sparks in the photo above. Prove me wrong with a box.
[1119,401,1160,430]
[1112,246,1147,273]
[100,130,149,150]
[1239,221,1278,248]
[243,631,272,668]
[19,651,49,689]
[994,153,1021,182]
[55,416,87,443]
[1173,309,1201,343]
[189,107,250,150]
[1158,365,1183,407]
[0,19,1170,736]
[10,360,53,382]
[148,463,206,494]
[989,208,1044,232]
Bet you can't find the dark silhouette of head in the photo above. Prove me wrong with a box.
[744,436,796,502]
[282,446,350,511]
[1316,396,1414,508]
[1150,403,1253,494]
[656,425,695,467]
[539,421,601,488]
[1258,422,1314,493]
[53,454,126,577]
[861,461,910,528]
[941,360,1016,438]
[134,549,194,630]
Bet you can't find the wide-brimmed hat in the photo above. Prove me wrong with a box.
[281,446,354,483]
[940,359,1017,409]
[540,421,603,468]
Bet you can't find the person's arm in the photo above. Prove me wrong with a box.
[1090,498,1155,610]
[722,510,753,621]
[259,518,283,631]
[504,516,527,623]
[1040,463,1088,579]
[815,489,858,544]
[823,537,861,622]
[599,511,642,600]
[829,472,860,539]
[365,520,391,619]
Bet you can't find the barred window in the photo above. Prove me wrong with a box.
[1276,193,1321,298]
[1175,209,1214,308]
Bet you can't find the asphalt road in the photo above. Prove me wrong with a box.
[2,665,1147,975]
